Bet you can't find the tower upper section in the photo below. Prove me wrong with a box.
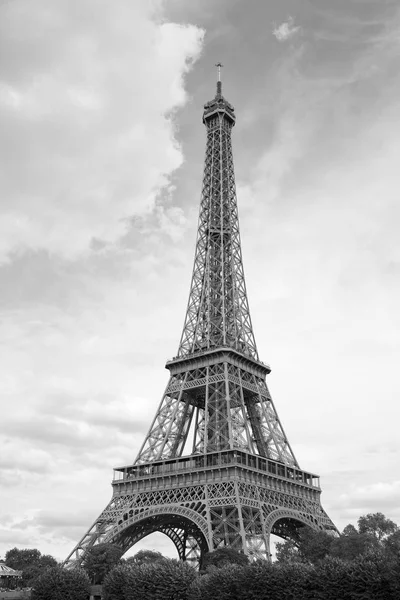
[203,80,236,127]
[177,77,259,362]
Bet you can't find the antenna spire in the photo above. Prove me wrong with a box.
[215,62,223,95]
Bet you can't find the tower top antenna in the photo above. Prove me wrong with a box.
[215,62,223,95]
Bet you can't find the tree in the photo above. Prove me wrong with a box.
[275,527,334,565]
[82,543,123,584]
[276,515,400,565]
[202,547,249,570]
[122,560,197,600]
[383,529,400,558]
[5,548,58,586]
[32,566,90,600]
[342,524,358,536]
[190,561,317,600]
[5,548,42,570]
[188,564,247,600]
[125,549,167,566]
[275,538,300,563]
[330,529,377,561]
[103,563,132,600]
[298,528,335,563]
[358,512,398,542]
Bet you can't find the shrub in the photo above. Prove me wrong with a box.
[346,551,395,600]
[32,566,90,600]
[188,564,246,600]
[103,563,132,600]
[82,543,123,584]
[202,548,249,570]
[123,559,197,600]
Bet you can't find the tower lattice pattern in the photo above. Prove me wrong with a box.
[65,78,336,569]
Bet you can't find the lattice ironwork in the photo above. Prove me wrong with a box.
[65,77,336,570]
[136,360,296,464]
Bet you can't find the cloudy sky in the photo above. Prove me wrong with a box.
[0,0,399,561]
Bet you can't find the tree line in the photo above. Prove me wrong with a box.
[4,512,400,599]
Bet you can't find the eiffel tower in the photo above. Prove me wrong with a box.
[65,70,336,568]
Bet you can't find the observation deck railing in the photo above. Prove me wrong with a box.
[113,449,320,490]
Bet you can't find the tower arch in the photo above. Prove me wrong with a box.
[104,506,210,567]
[265,508,324,544]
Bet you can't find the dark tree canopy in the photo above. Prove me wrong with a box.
[330,530,377,561]
[275,513,400,566]
[105,559,196,600]
[202,547,249,569]
[102,563,132,600]
[275,538,299,563]
[125,549,168,566]
[383,529,400,557]
[276,528,334,564]
[5,548,58,586]
[82,543,123,584]
[32,566,90,600]
[342,524,358,536]
[358,512,398,542]
[5,548,42,570]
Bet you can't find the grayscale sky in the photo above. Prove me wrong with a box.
[0,0,399,560]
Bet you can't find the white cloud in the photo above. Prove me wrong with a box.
[0,0,204,561]
[272,16,301,42]
[0,0,204,261]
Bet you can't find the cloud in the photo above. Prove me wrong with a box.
[272,16,301,42]
[0,0,204,262]
[0,0,204,561]
[333,482,400,521]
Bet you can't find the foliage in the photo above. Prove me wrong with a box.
[189,561,318,600]
[384,529,400,558]
[5,548,58,586]
[275,527,333,565]
[330,530,377,561]
[298,528,335,563]
[122,559,196,600]
[342,524,358,536]
[5,548,42,570]
[202,547,249,570]
[275,537,299,563]
[32,566,90,600]
[125,549,167,566]
[276,512,400,566]
[313,551,399,600]
[188,564,246,600]
[189,555,400,600]
[103,563,132,600]
[82,543,123,584]
[358,512,398,542]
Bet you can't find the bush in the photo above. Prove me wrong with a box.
[103,563,132,600]
[188,564,246,600]
[313,552,397,600]
[123,559,197,600]
[190,561,320,600]
[202,548,249,570]
[190,554,400,600]
[32,566,90,600]
[346,551,395,600]
[5,548,58,587]
[82,542,123,584]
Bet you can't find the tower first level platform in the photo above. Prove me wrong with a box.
[73,451,333,566]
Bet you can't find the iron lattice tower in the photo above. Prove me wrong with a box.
[66,75,336,568]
